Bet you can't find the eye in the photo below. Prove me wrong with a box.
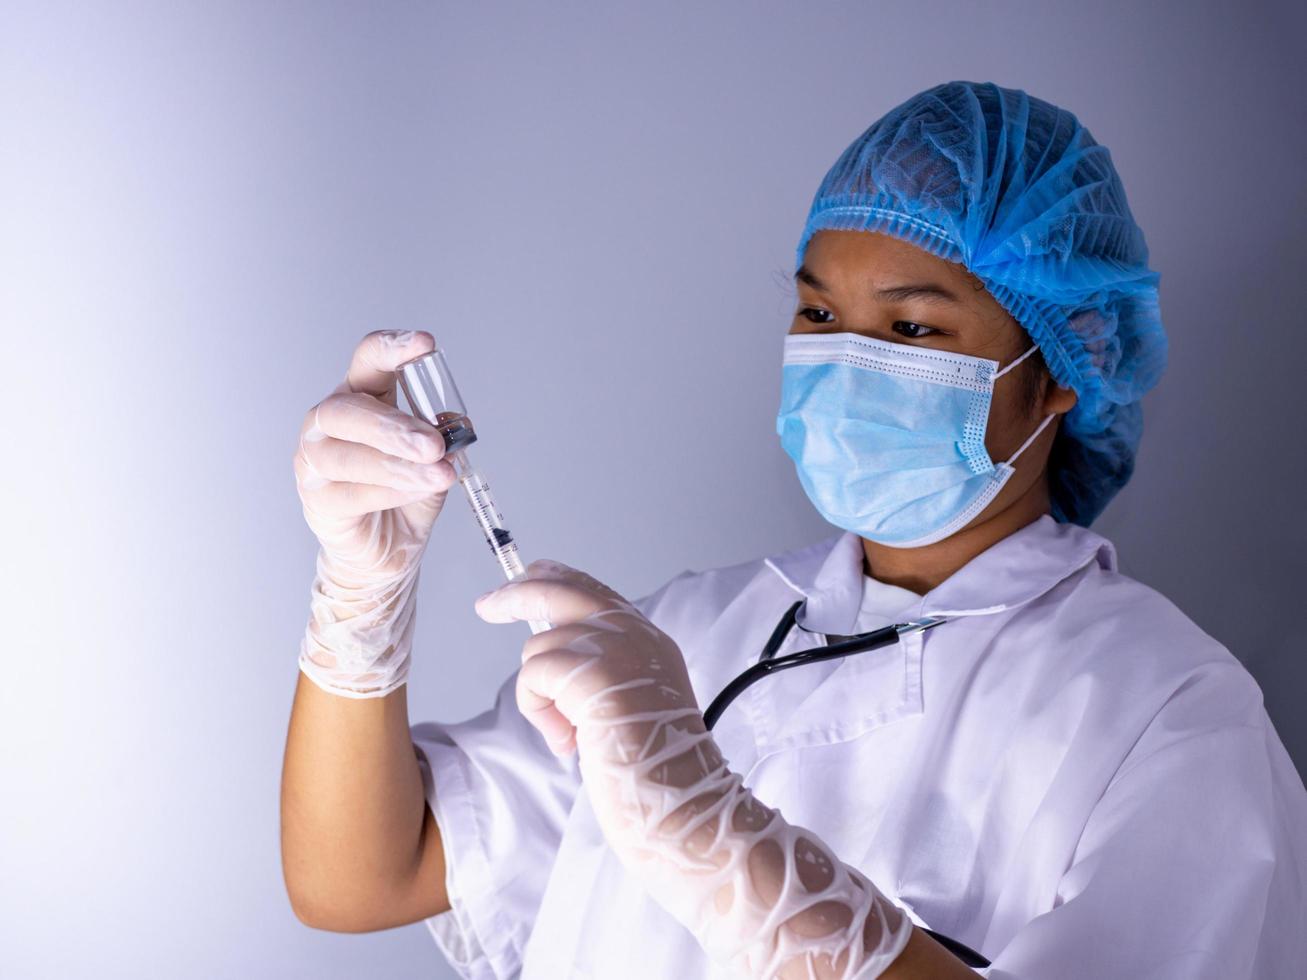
[797,307,833,324]
[892,320,938,339]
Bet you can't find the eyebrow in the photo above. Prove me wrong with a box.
[794,265,962,304]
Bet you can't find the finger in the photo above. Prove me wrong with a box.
[343,330,437,404]
[518,646,604,729]
[294,450,448,520]
[516,667,577,757]
[475,577,618,627]
[300,433,455,495]
[523,559,633,608]
[520,620,615,663]
[308,391,444,465]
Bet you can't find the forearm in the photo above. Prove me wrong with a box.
[600,747,976,978]
[716,782,976,978]
[879,927,981,979]
[280,671,428,928]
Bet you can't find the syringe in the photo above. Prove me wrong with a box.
[396,346,552,635]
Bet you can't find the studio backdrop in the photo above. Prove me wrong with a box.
[2,1,1304,977]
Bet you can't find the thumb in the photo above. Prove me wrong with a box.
[344,330,437,405]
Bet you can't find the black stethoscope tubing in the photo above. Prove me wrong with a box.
[699,598,992,970]
[702,600,902,730]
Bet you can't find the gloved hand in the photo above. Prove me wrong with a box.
[292,330,457,698]
[475,560,915,979]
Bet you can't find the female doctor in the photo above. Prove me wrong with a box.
[282,81,1307,978]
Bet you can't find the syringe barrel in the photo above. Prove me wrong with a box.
[395,348,550,634]
[451,451,554,635]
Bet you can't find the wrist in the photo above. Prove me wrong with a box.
[297,643,410,699]
[299,556,421,699]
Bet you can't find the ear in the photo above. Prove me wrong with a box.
[1043,381,1078,417]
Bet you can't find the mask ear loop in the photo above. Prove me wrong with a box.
[993,341,1041,379]
[992,342,1057,467]
[1006,411,1056,466]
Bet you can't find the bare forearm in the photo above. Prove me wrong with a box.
[880,927,980,979]
[280,670,429,928]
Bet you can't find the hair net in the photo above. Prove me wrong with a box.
[795,80,1167,527]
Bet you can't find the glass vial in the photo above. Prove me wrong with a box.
[396,348,479,453]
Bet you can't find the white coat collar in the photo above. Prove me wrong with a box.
[763,515,1118,636]
[700,515,1117,763]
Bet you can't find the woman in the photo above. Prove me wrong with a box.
[281,81,1307,978]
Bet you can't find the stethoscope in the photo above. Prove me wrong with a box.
[700,598,992,970]
[702,598,951,729]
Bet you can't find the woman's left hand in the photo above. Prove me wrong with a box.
[474,558,712,761]
[475,559,735,855]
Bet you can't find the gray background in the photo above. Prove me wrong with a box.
[3,1,1304,977]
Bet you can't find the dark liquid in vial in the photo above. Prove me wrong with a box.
[434,411,478,452]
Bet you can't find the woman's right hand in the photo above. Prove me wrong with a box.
[292,329,459,698]
[293,329,457,576]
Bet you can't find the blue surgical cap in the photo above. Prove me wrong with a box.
[795,80,1167,527]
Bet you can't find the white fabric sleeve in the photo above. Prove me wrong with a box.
[978,661,1280,980]
[409,573,692,979]
[411,666,578,979]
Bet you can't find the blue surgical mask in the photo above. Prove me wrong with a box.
[775,331,1056,548]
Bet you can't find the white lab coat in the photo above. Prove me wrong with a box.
[410,515,1307,978]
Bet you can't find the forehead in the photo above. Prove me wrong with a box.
[800,229,981,290]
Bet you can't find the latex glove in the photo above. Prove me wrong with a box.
[475,560,914,979]
[292,330,457,698]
